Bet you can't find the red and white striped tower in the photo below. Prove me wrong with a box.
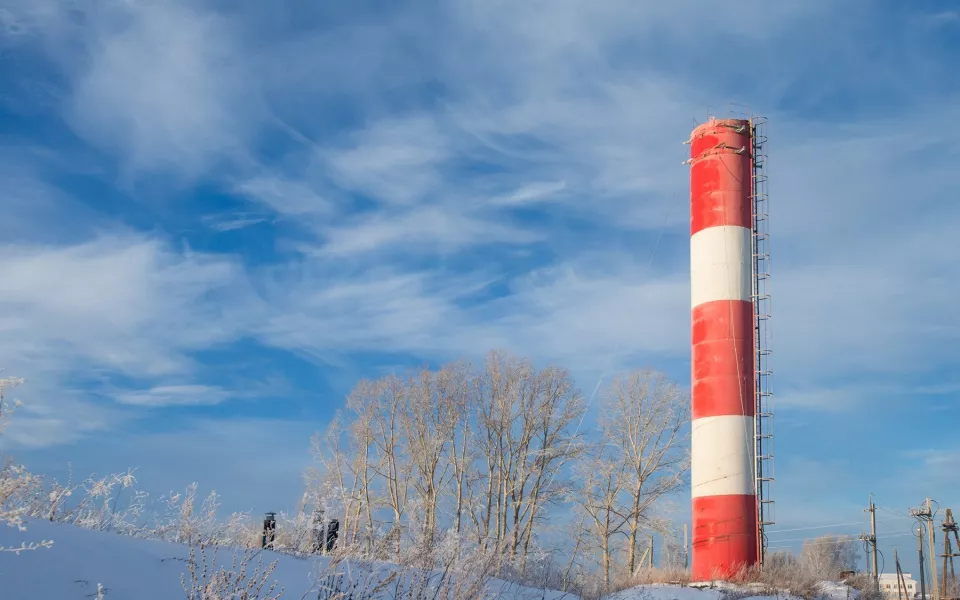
[688,118,758,580]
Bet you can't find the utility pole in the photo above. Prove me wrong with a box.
[684,524,689,569]
[921,527,930,600]
[649,535,654,569]
[896,548,903,600]
[860,494,879,590]
[872,497,879,580]
[931,500,942,600]
[942,509,960,600]
[914,499,941,600]
[896,549,907,600]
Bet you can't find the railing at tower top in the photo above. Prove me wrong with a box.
[751,116,776,566]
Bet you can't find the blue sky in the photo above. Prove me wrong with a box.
[1,0,958,573]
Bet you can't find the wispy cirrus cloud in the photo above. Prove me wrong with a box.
[201,212,269,233]
[8,0,955,393]
[0,230,260,446]
[317,206,542,257]
[116,385,231,408]
[233,177,333,219]
[0,388,126,450]
[0,235,252,379]
[321,114,449,207]
[5,0,265,182]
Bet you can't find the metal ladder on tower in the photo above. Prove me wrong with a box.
[750,116,776,565]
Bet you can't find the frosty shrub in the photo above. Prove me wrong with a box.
[571,563,691,600]
[798,535,858,578]
[694,537,861,599]
[181,542,284,600]
[844,572,883,600]
[0,375,54,554]
[618,566,691,587]
[313,555,498,600]
[309,524,501,600]
[314,568,394,600]
[71,469,147,534]
[727,560,823,600]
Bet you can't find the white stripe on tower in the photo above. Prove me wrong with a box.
[690,416,755,498]
[690,226,753,308]
[688,117,758,581]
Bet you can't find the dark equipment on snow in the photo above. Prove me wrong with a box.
[309,508,339,555]
[325,519,339,553]
[262,512,277,549]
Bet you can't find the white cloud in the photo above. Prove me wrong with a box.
[0,235,251,378]
[220,0,960,394]
[253,254,688,379]
[908,448,960,471]
[765,110,960,382]
[322,115,449,207]
[480,262,689,364]
[488,181,568,207]
[0,233,259,448]
[7,0,262,181]
[201,212,269,233]
[116,385,230,407]
[0,383,127,450]
[234,177,332,218]
[319,206,541,256]
[256,270,469,356]
[777,385,872,413]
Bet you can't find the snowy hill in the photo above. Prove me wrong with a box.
[0,519,571,599]
[0,519,863,600]
[605,582,857,600]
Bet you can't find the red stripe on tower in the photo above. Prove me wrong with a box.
[688,118,758,581]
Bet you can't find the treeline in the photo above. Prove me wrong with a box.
[306,350,690,585]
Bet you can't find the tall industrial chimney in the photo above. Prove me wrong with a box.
[687,117,758,580]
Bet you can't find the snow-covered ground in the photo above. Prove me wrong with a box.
[0,519,863,600]
[605,582,857,600]
[0,519,571,599]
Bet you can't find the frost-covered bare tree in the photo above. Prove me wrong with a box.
[304,351,588,567]
[303,353,687,586]
[573,441,626,587]
[470,351,527,551]
[307,403,377,550]
[402,366,458,543]
[515,364,586,569]
[446,362,476,538]
[600,369,690,573]
[799,535,858,577]
[369,375,412,552]
[765,549,801,570]
[469,351,585,564]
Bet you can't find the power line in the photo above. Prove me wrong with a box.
[870,496,916,518]
[768,525,920,543]
[766,515,914,537]
[767,520,869,534]
[878,505,915,518]
[767,532,916,549]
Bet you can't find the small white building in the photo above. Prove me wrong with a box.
[879,573,919,599]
